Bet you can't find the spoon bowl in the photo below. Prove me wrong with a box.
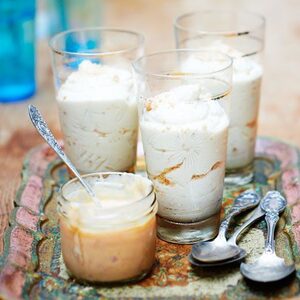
[192,239,241,262]
[240,191,295,282]
[189,250,247,268]
[189,204,265,267]
[191,190,261,263]
[241,254,295,282]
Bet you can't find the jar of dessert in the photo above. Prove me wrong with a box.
[57,172,157,283]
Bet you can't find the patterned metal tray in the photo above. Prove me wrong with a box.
[1,137,300,299]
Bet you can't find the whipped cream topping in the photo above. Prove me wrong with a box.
[233,58,263,81]
[181,52,262,80]
[181,47,263,169]
[142,84,229,130]
[62,174,154,230]
[210,40,244,58]
[57,60,134,103]
[181,54,232,74]
[67,175,152,208]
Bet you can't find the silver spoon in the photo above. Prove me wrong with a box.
[28,105,100,204]
[227,203,265,247]
[191,190,260,263]
[190,204,265,267]
[188,253,243,267]
[240,191,295,282]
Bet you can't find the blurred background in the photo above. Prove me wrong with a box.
[1,0,299,142]
[0,0,299,248]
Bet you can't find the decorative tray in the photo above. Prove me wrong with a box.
[1,137,300,299]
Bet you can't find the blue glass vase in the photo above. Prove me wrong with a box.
[0,0,36,103]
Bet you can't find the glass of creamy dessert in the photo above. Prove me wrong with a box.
[133,50,232,244]
[50,28,144,174]
[58,172,157,283]
[175,11,265,185]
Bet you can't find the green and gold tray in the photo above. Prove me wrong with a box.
[0,137,300,299]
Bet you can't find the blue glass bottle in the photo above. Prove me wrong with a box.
[0,0,36,103]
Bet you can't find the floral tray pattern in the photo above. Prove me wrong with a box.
[1,137,300,299]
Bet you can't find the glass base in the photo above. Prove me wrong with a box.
[157,213,220,244]
[225,163,254,185]
[68,268,151,286]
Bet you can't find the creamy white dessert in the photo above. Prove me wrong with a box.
[140,84,229,222]
[227,58,262,169]
[62,173,155,229]
[182,50,263,170]
[57,60,138,173]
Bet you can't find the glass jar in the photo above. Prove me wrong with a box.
[58,172,157,283]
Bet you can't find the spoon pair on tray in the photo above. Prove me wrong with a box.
[189,189,295,283]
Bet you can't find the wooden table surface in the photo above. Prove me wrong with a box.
[0,0,300,253]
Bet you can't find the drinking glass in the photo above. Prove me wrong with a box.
[0,0,36,102]
[175,11,265,185]
[133,50,232,244]
[50,28,144,174]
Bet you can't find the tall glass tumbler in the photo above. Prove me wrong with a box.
[175,11,265,185]
[133,50,232,244]
[0,0,36,102]
[50,28,144,174]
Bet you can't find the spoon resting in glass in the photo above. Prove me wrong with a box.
[28,105,101,205]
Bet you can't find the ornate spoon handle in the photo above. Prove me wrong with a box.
[260,191,287,254]
[228,205,265,244]
[217,190,260,241]
[28,105,96,198]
